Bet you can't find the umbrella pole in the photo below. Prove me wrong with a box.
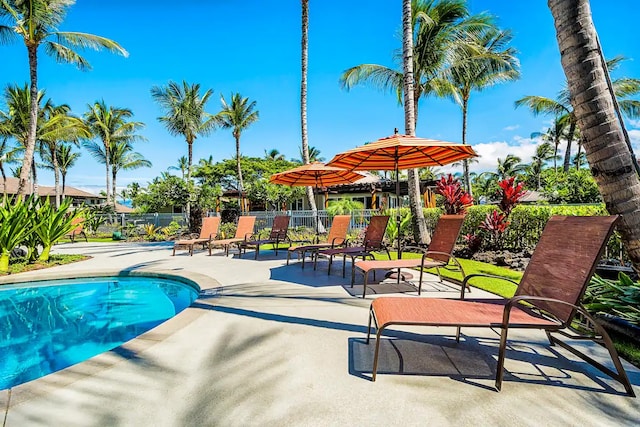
[395,159,401,260]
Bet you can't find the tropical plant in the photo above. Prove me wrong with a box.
[435,174,473,214]
[33,197,82,261]
[531,117,569,173]
[0,136,19,196]
[83,100,145,207]
[0,196,36,272]
[215,92,259,211]
[326,198,364,216]
[479,177,525,249]
[584,273,640,325]
[264,149,285,161]
[385,208,412,249]
[168,155,189,179]
[54,143,80,197]
[151,80,216,183]
[0,0,127,195]
[438,25,520,194]
[525,141,556,189]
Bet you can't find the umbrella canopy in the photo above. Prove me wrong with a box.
[327,133,477,258]
[269,162,364,187]
[326,134,478,171]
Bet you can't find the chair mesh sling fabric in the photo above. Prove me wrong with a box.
[287,215,351,268]
[172,216,221,256]
[240,215,291,259]
[209,216,256,256]
[367,216,635,396]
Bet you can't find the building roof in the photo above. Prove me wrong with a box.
[0,177,105,199]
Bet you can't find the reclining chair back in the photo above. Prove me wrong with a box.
[199,216,221,239]
[427,215,466,263]
[363,216,390,250]
[326,215,350,246]
[515,215,619,325]
[234,216,257,240]
[269,215,290,240]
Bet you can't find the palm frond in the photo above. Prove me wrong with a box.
[55,31,128,57]
[0,24,16,44]
[514,95,569,116]
[44,40,91,70]
[619,100,640,120]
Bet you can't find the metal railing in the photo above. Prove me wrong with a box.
[246,209,380,231]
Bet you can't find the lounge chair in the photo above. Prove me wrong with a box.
[67,217,87,243]
[286,215,351,268]
[240,215,291,259]
[354,214,466,297]
[209,215,256,256]
[172,216,221,256]
[366,215,635,396]
[316,215,391,283]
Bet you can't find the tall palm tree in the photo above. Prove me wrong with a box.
[530,116,568,173]
[168,155,189,179]
[549,0,640,270]
[0,0,127,195]
[439,26,520,195]
[0,83,54,196]
[516,57,640,173]
[300,0,318,218]
[299,145,325,163]
[492,154,526,180]
[340,0,491,243]
[55,143,80,197]
[216,93,259,210]
[83,101,144,207]
[527,142,555,189]
[151,81,216,183]
[39,104,88,207]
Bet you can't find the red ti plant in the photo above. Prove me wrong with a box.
[498,177,526,216]
[435,174,473,214]
[479,177,526,250]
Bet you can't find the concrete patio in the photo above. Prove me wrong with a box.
[1,241,639,426]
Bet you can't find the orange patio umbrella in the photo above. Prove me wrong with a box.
[327,133,478,257]
[269,162,365,236]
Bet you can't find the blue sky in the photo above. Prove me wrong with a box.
[1,0,639,194]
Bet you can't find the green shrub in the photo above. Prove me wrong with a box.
[584,273,640,325]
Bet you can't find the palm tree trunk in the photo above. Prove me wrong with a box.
[301,0,318,226]
[31,159,38,197]
[461,97,472,196]
[235,135,244,210]
[549,0,640,269]
[575,139,583,169]
[62,172,66,198]
[18,45,39,196]
[53,146,60,208]
[402,0,428,247]
[104,141,111,205]
[1,164,6,198]
[112,168,118,209]
[563,120,577,172]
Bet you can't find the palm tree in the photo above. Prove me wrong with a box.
[0,136,19,196]
[439,26,520,195]
[0,0,127,195]
[528,142,555,189]
[340,0,491,244]
[264,149,285,161]
[55,143,80,197]
[151,81,216,183]
[216,93,259,210]
[300,0,319,220]
[488,154,526,180]
[109,142,151,202]
[168,155,189,179]
[83,101,145,207]
[299,145,325,163]
[549,0,640,270]
[530,117,568,173]
[38,104,88,207]
[516,57,640,173]
[0,83,54,196]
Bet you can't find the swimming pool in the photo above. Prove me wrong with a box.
[0,275,199,390]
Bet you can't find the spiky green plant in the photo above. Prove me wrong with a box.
[33,198,83,261]
[0,196,36,272]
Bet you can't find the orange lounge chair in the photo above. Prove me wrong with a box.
[172,216,221,256]
[316,215,391,282]
[209,215,256,256]
[354,214,466,297]
[366,215,635,396]
[67,217,87,243]
[286,215,351,268]
[240,215,291,259]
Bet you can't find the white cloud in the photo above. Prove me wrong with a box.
[503,124,520,131]
[628,119,640,128]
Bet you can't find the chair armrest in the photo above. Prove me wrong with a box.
[460,274,520,299]
[503,295,594,329]
[330,237,346,248]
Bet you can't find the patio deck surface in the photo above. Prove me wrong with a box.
[1,241,639,426]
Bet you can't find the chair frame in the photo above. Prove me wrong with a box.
[172,216,221,256]
[286,215,351,269]
[209,216,256,256]
[366,215,635,396]
[240,215,291,259]
[316,215,391,282]
[67,218,88,243]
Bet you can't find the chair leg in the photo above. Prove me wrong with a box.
[418,268,424,295]
[189,244,194,256]
[172,246,176,256]
[254,244,259,260]
[328,255,333,275]
[342,254,347,278]
[287,250,291,265]
[362,270,368,297]
[372,328,384,381]
[367,310,373,344]
[495,326,510,392]
[455,327,461,342]
[301,250,306,269]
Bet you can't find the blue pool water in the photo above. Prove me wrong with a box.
[0,275,198,390]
